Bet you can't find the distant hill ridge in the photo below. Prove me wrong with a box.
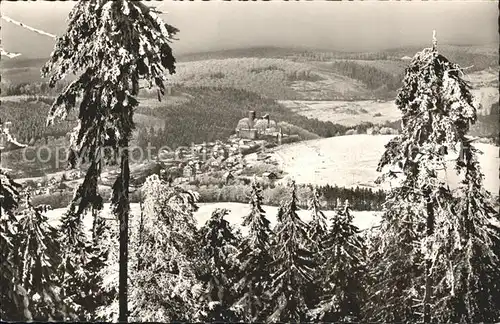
[2,45,497,106]
[2,43,497,68]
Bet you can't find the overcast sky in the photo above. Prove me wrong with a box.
[1,1,497,58]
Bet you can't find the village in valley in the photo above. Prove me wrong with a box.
[13,110,297,197]
[157,110,298,184]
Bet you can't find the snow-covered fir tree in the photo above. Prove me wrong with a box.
[128,175,202,322]
[198,208,241,322]
[311,200,366,322]
[307,187,328,251]
[42,1,178,320]
[366,35,500,323]
[363,190,424,322]
[304,187,328,310]
[14,195,71,321]
[267,180,315,323]
[432,136,500,322]
[0,172,31,320]
[234,181,273,322]
[95,216,120,321]
[1,122,32,320]
[57,204,103,320]
[82,212,114,321]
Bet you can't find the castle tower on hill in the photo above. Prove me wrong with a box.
[235,111,278,140]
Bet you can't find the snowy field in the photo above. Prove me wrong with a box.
[45,202,382,236]
[271,135,499,193]
[278,100,401,126]
[194,202,381,235]
[471,87,499,116]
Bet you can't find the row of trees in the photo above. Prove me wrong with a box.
[0,163,365,322]
[15,174,387,212]
[0,80,71,97]
[192,181,387,211]
[329,60,404,92]
[295,50,392,61]
[318,184,386,211]
[3,170,497,322]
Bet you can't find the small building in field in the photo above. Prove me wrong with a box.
[262,172,278,180]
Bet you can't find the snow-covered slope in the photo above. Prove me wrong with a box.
[271,134,499,193]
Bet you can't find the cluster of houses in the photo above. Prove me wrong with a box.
[158,136,278,184]
[21,169,84,196]
[18,111,289,193]
[157,111,290,185]
[22,175,69,196]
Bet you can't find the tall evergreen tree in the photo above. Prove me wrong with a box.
[42,1,178,321]
[1,122,32,320]
[304,187,328,310]
[234,181,273,322]
[0,170,31,320]
[198,208,240,322]
[365,34,500,322]
[95,216,120,321]
[56,196,103,321]
[432,135,500,322]
[267,180,314,323]
[311,200,366,322]
[307,187,328,251]
[14,196,71,321]
[84,211,114,320]
[363,188,424,322]
[127,175,201,321]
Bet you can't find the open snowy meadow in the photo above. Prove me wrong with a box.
[271,134,499,193]
[45,202,382,237]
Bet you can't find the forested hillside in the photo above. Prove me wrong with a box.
[294,45,498,71]
[136,86,348,148]
[0,97,75,144]
[1,86,348,153]
[327,61,403,92]
[2,45,497,102]
[2,44,497,154]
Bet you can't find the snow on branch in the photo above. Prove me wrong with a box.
[0,48,22,59]
[1,15,57,39]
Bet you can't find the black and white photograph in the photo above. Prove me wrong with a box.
[0,0,498,322]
